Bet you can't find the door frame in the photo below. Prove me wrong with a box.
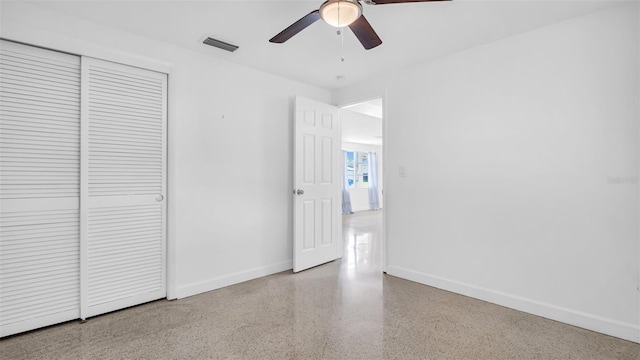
[336,92,388,273]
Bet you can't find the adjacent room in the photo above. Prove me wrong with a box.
[0,0,638,358]
[341,98,383,213]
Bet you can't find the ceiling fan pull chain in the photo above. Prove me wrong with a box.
[340,27,345,62]
[338,3,345,62]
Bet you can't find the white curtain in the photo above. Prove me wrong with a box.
[368,152,380,210]
[342,150,353,214]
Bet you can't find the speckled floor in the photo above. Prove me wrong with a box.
[1,210,639,359]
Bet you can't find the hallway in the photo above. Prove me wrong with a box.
[341,210,383,280]
[1,211,638,359]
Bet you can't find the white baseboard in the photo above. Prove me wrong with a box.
[176,260,293,299]
[386,265,640,344]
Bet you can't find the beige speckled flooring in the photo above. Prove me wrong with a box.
[1,210,639,359]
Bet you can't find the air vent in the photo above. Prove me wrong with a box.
[202,37,239,52]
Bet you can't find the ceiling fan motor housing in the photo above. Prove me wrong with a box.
[319,0,363,27]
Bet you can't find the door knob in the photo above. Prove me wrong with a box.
[296,189,304,195]
[156,195,164,202]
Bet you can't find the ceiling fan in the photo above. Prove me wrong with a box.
[269,0,450,50]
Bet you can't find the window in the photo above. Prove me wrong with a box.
[345,151,368,187]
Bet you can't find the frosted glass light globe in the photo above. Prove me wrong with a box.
[320,0,362,27]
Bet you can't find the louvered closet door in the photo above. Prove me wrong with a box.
[0,40,81,337]
[81,57,166,319]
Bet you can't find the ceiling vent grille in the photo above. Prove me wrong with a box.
[202,37,239,52]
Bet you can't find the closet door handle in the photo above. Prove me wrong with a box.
[156,195,164,202]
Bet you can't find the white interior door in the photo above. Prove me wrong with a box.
[80,57,167,318]
[293,96,341,272]
[0,40,81,337]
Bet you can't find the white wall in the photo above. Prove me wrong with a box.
[335,3,639,343]
[1,2,331,299]
[342,141,383,212]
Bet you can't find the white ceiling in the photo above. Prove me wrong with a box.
[342,99,383,146]
[24,0,618,90]
[343,98,382,119]
[342,109,383,146]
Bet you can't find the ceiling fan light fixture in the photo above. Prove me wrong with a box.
[319,0,363,27]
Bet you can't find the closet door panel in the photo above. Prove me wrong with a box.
[0,40,80,337]
[81,57,166,318]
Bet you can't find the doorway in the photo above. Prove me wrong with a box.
[339,97,385,272]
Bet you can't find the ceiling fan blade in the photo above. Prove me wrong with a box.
[367,0,450,4]
[269,10,321,43]
[348,15,382,50]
